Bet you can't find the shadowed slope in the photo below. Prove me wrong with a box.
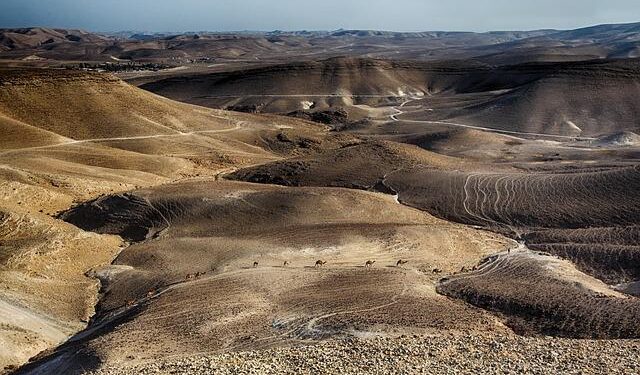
[448,59,640,136]
[438,249,640,338]
[523,226,640,284]
[227,140,463,190]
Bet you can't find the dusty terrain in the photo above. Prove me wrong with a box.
[0,68,349,372]
[88,334,640,375]
[1,23,640,375]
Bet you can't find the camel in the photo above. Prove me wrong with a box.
[315,260,327,268]
[283,260,289,267]
[253,261,259,268]
[365,260,376,268]
[146,290,156,297]
[432,268,443,274]
[396,259,409,267]
[185,273,195,280]
[125,299,135,307]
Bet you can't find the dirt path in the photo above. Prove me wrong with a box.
[387,98,596,141]
[0,123,245,157]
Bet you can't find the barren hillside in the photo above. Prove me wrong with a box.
[1,23,640,375]
[0,68,346,372]
[138,57,640,136]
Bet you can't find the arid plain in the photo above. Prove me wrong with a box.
[1,25,640,374]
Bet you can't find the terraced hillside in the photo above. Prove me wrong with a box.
[385,165,640,229]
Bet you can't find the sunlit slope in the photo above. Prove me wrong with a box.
[0,68,341,372]
[0,69,242,140]
[20,180,509,373]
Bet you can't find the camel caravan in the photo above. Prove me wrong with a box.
[128,258,451,308]
[247,259,416,269]
[123,257,475,310]
[185,271,207,280]
[176,258,463,278]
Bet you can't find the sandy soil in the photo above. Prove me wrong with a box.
[1,65,639,374]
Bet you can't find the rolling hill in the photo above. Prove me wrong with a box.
[138,57,640,136]
[0,67,342,372]
[2,22,640,375]
[2,23,640,65]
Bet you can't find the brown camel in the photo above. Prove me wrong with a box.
[396,259,409,267]
[253,261,259,268]
[315,260,327,268]
[365,260,376,268]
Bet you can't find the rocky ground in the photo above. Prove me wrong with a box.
[88,333,640,374]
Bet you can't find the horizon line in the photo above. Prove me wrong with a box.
[2,20,639,35]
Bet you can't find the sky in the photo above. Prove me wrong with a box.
[2,0,640,33]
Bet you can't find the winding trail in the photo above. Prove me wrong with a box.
[0,123,245,157]
[198,94,415,99]
[387,97,596,141]
[400,119,596,141]
[296,274,409,340]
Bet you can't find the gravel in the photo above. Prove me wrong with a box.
[88,332,640,374]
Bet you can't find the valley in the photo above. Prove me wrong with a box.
[0,22,639,374]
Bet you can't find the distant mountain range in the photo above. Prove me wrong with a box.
[1,22,639,64]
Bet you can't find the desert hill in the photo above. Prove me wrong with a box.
[138,57,640,136]
[0,28,112,62]
[227,140,465,190]
[442,59,640,136]
[0,28,110,52]
[2,23,640,66]
[20,180,511,373]
[0,69,221,139]
[0,68,349,372]
[228,145,640,341]
[2,23,640,375]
